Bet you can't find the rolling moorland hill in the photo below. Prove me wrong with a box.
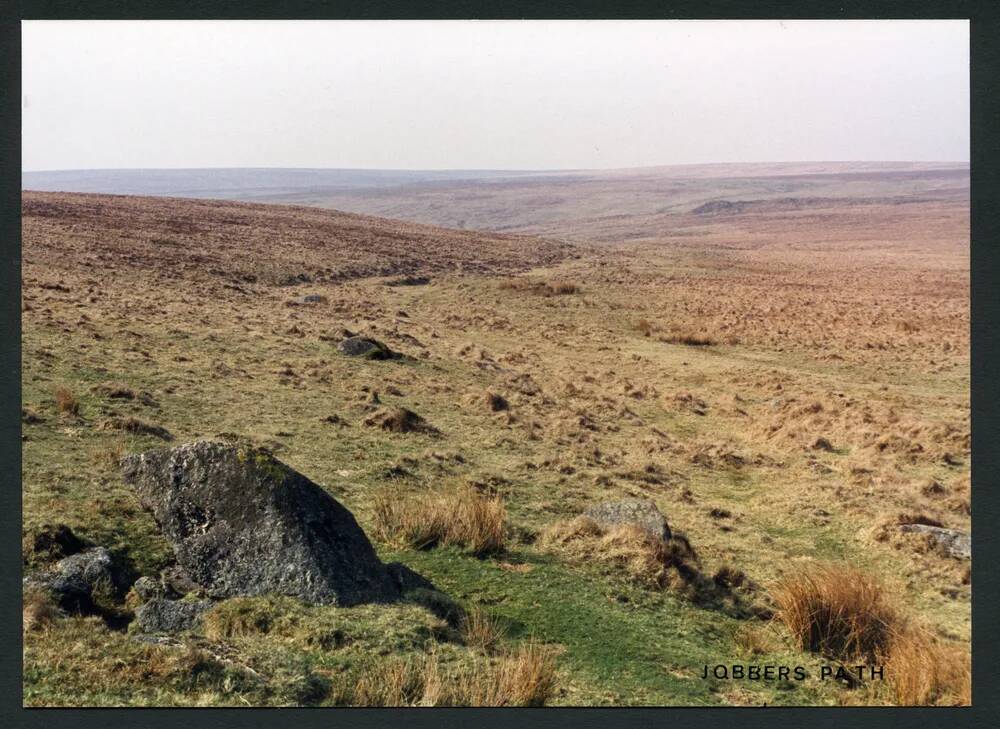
[21,184,969,706]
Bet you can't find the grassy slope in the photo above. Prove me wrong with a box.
[21,191,970,706]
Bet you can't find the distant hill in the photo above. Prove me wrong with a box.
[20,167,558,199]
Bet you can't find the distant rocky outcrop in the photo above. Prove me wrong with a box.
[899,524,971,560]
[584,498,672,541]
[691,200,748,216]
[122,441,400,606]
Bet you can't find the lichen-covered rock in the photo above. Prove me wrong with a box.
[122,441,399,605]
[336,336,397,360]
[899,524,971,560]
[57,546,131,595]
[24,545,131,613]
[133,597,214,634]
[129,576,167,603]
[584,498,672,541]
[23,571,94,614]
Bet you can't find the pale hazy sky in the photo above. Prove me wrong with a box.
[21,20,969,171]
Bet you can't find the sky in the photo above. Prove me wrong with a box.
[21,20,969,171]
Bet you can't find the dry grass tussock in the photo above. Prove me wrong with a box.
[342,643,557,706]
[372,484,507,556]
[53,385,79,415]
[459,606,507,652]
[500,278,581,296]
[659,331,717,347]
[772,564,969,705]
[539,517,700,592]
[23,587,61,634]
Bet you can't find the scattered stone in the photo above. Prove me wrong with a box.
[56,546,130,596]
[336,336,398,360]
[23,544,131,614]
[160,565,202,597]
[584,498,672,541]
[899,524,971,560]
[23,571,94,614]
[133,597,214,634]
[130,575,167,603]
[288,294,328,306]
[123,441,400,605]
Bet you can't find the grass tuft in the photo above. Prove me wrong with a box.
[53,386,79,416]
[373,485,507,556]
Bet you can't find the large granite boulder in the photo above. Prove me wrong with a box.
[899,524,971,560]
[584,498,672,541]
[122,441,399,606]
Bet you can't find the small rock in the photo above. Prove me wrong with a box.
[336,336,397,360]
[133,597,214,634]
[130,576,166,603]
[584,498,671,541]
[23,571,94,614]
[288,294,327,306]
[899,524,971,560]
[56,547,128,595]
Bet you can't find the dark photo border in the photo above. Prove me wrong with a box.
[2,2,997,727]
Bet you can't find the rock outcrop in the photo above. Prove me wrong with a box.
[584,498,672,541]
[122,441,400,606]
[899,524,971,560]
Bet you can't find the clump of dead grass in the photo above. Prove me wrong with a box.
[540,517,699,591]
[363,407,439,435]
[499,279,581,296]
[879,624,970,706]
[659,332,717,346]
[635,319,656,337]
[772,564,899,661]
[23,587,61,634]
[340,643,557,706]
[53,385,79,416]
[772,563,970,705]
[459,606,507,652]
[372,485,507,556]
[97,416,173,441]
